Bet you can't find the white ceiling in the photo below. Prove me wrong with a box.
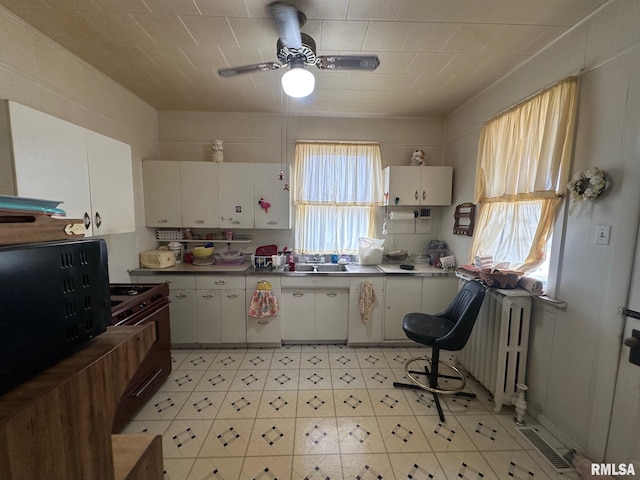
[1,0,606,117]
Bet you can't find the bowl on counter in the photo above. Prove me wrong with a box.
[192,246,214,258]
[385,250,409,262]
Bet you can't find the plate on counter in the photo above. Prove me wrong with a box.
[193,258,215,266]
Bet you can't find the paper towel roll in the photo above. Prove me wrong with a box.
[388,211,416,220]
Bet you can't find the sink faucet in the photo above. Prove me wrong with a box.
[308,255,324,263]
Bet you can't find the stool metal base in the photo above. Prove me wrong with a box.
[404,355,467,395]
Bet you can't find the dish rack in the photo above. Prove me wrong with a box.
[252,254,285,271]
[155,230,183,241]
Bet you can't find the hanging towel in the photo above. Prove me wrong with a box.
[248,281,279,318]
[358,281,377,324]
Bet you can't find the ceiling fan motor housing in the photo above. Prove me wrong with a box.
[277,33,317,66]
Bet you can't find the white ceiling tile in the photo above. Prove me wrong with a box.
[179,45,227,69]
[404,22,459,52]
[441,24,502,54]
[406,52,454,76]
[347,0,399,21]
[228,17,276,49]
[319,20,367,51]
[92,0,150,13]
[180,15,238,47]
[142,0,201,15]
[133,13,198,46]
[362,22,412,52]
[373,52,417,74]
[79,11,155,45]
[192,0,250,17]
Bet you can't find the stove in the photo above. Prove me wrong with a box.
[109,283,172,433]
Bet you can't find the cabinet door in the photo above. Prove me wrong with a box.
[348,289,384,345]
[254,163,291,229]
[384,166,421,206]
[421,277,459,314]
[221,290,246,343]
[315,289,348,341]
[181,162,218,228]
[8,101,92,232]
[169,288,197,345]
[383,277,423,341]
[420,166,453,206]
[281,289,315,341]
[218,163,254,228]
[196,289,221,344]
[85,131,135,235]
[142,161,182,227]
[246,286,282,345]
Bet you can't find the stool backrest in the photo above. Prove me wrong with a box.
[435,280,486,351]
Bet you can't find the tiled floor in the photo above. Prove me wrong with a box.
[123,345,580,480]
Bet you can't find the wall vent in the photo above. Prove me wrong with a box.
[517,426,574,472]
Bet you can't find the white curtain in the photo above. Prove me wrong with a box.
[470,76,578,271]
[294,142,383,254]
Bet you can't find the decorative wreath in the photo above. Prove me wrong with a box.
[567,167,607,203]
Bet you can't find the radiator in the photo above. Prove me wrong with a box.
[457,289,532,412]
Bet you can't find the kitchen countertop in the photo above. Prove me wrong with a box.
[131,263,450,277]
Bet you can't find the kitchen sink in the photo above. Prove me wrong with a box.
[295,264,348,273]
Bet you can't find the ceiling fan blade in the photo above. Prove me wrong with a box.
[316,55,381,71]
[268,1,302,50]
[218,62,282,77]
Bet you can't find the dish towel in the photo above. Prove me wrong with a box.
[518,276,544,295]
[358,281,377,324]
[248,281,279,318]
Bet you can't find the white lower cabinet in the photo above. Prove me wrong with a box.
[281,277,349,342]
[196,276,246,345]
[347,277,384,345]
[383,277,423,342]
[246,277,282,346]
[421,276,459,313]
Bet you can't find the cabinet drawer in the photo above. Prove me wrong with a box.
[281,277,349,289]
[196,275,245,290]
[349,276,384,290]
[138,275,195,290]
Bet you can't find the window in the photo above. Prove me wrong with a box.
[293,142,383,254]
[470,77,578,284]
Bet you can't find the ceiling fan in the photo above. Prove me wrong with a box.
[217,1,380,98]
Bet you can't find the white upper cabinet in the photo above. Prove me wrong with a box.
[383,166,453,206]
[180,162,218,228]
[2,101,135,236]
[85,131,135,235]
[254,163,291,229]
[142,161,182,227]
[143,161,219,228]
[218,163,255,229]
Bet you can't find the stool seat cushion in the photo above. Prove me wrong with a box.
[402,313,454,346]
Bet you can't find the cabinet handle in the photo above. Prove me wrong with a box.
[83,212,91,229]
[231,220,240,225]
[214,280,226,285]
[226,293,239,299]
[202,294,214,299]
[258,320,269,325]
[130,369,164,397]
[326,292,338,297]
[163,280,172,284]
[267,221,277,225]
[195,219,205,224]
[174,293,187,299]
[158,219,169,223]
[293,292,304,297]
[422,190,426,200]
[415,190,419,200]
[94,211,102,228]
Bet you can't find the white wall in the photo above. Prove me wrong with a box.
[443,0,640,460]
[0,7,159,282]
[157,111,448,256]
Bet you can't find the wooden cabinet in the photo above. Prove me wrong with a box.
[218,163,255,228]
[281,277,349,342]
[246,277,282,346]
[254,163,291,229]
[383,166,453,206]
[0,326,162,480]
[196,276,246,345]
[142,161,218,228]
[348,276,384,345]
[2,100,135,236]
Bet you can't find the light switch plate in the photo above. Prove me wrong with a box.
[594,224,611,245]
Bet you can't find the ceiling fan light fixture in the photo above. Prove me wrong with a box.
[281,66,315,98]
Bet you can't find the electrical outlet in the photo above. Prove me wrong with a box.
[594,224,611,245]
[392,238,398,246]
[135,238,141,249]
